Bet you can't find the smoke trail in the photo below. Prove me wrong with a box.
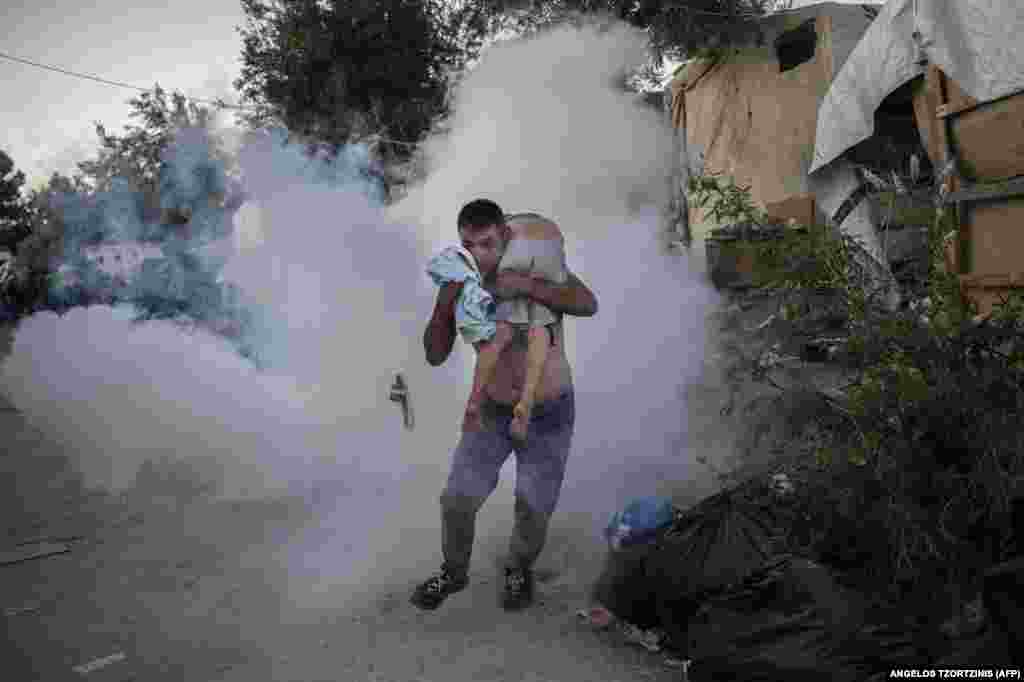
[389,19,721,579]
[3,118,469,611]
[1,19,722,612]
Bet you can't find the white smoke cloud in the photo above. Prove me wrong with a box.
[389,19,722,581]
[1,19,721,609]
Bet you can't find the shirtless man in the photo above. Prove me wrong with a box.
[411,199,598,612]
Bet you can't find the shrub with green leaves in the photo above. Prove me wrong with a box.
[687,172,767,227]
[720,179,1024,608]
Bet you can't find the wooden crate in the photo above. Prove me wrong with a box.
[942,75,1024,182]
[949,182,1024,313]
[960,272,1024,316]
[914,65,1024,314]
[765,194,816,228]
[916,67,1024,183]
[706,237,759,289]
[961,195,1024,276]
[705,225,787,290]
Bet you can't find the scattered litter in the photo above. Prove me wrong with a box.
[618,621,666,653]
[578,605,669,653]
[604,497,675,551]
[15,535,84,547]
[4,603,40,617]
[72,652,126,675]
[664,657,693,681]
[577,605,616,629]
[0,542,70,567]
[752,313,777,331]
[771,473,795,496]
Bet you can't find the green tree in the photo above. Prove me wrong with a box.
[232,0,796,170]
[0,171,86,315]
[501,0,795,59]
[76,86,236,228]
[0,150,32,253]
[233,0,506,161]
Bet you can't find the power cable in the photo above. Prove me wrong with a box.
[0,49,420,147]
[0,50,248,110]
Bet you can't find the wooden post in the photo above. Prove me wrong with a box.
[677,86,692,245]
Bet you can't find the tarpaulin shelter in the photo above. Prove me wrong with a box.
[810,0,1024,314]
[810,0,1024,176]
[668,2,876,243]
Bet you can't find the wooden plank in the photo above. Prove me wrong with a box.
[950,93,1024,181]
[936,72,980,118]
[961,272,1024,287]
[14,534,83,547]
[962,196,1024,276]
[924,66,967,273]
[960,273,1024,316]
[912,74,945,172]
[818,13,834,84]
[765,194,816,227]
[917,66,959,194]
[72,652,127,675]
[944,177,1024,204]
[0,542,70,566]
[930,66,952,165]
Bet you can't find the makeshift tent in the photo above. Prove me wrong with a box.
[810,0,1024,314]
[810,0,1024,175]
[668,2,876,242]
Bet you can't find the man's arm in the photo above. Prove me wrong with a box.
[494,270,598,318]
[423,281,463,366]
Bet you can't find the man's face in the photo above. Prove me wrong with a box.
[459,223,508,278]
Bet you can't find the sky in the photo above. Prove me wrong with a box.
[0,0,248,188]
[0,0,880,189]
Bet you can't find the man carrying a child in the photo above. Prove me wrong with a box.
[413,198,598,612]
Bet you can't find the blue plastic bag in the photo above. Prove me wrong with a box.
[604,496,676,551]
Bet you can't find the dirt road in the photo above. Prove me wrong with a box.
[1,399,682,682]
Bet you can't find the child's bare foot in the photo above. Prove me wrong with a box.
[509,400,533,447]
[462,401,484,433]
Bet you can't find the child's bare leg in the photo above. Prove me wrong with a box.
[510,325,550,446]
[463,322,514,432]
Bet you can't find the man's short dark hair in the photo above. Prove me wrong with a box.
[457,199,505,232]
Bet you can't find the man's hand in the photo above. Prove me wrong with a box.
[438,279,466,308]
[424,280,464,367]
[493,269,598,318]
[462,398,485,433]
[492,269,536,299]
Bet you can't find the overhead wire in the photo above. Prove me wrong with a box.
[0,49,420,148]
[0,50,248,110]
[2,3,777,148]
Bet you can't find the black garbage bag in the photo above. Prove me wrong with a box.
[590,497,677,630]
[680,555,880,681]
[639,479,952,679]
[648,480,786,600]
[590,536,662,630]
[590,479,794,642]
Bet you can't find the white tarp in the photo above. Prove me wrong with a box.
[808,157,901,310]
[810,0,1024,175]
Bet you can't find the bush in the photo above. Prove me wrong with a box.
[709,175,1024,613]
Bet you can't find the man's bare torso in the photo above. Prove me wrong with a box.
[479,219,573,406]
[475,318,572,405]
